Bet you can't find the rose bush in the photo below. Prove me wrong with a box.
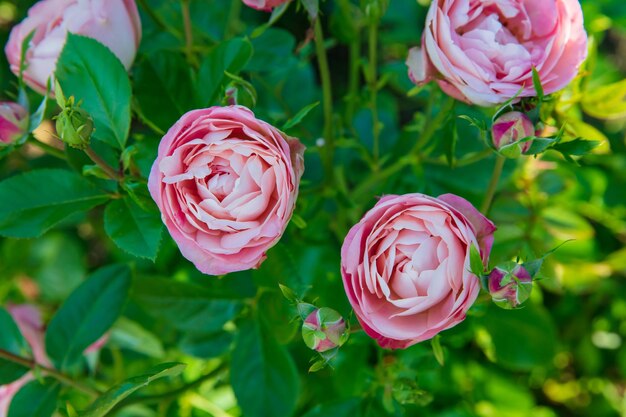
[5,0,141,94]
[407,0,588,106]
[148,105,304,275]
[341,193,495,349]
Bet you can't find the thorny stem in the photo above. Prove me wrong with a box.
[368,18,381,167]
[345,35,361,124]
[0,349,100,398]
[181,0,196,66]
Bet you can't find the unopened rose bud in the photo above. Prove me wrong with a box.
[0,101,28,145]
[55,107,94,150]
[488,263,532,309]
[302,307,347,352]
[491,111,534,156]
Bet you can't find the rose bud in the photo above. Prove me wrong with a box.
[302,307,347,353]
[341,193,495,349]
[488,263,533,310]
[55,106,94,149]
[241,0,290,11]
[5,0,142,94]
[491,111,535,156]
[0,102,28,145]
[406,0,587,106]
[148,105,304,276]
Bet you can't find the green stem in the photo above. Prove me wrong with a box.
[410,96,455,155]
[368,19,380,166]
[181,0,196,66]
[353,156,412,199]
[480,155,506,214]
[29,137,66,160]
[345,35,360,124]
[313,18,335,183]
[0,349,100,398]
[84,146,122,181]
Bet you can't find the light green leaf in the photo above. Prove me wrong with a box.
[582,78,626,120]
[109,317,164,358]
[45,265,131,369]
[431,335,445,366]
[282,101,320,130]
[55,34,131,149]
[0,169,109,238]
[80,363,186,417]
[104,197,163,260]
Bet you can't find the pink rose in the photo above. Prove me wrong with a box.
[0,102,28,145]
[491,111,534,154]
[0,304,108,416]
[241,0,290,11]
[148,106,305,276]
[407,0,588,106]
[5,0,141,94]
[341,193,496,349]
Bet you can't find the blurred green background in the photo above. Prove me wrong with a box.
[1,0,626,416]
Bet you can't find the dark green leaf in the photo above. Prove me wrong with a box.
[132,277,242,333]
[180,331,235,359]
[104,197,163,260]
[480,303,557,371]
[231,317,300,417]
[45,265,131,369]
[251,3,291,38]
[7,378,60,417]
[531,67,544,101]
[0,307,30,384]
[81,363,186,417]
[55,34,132,149]
[301,399,362,417]
[198,38,253,106]
[553,139,600,157]
[0,169,109,238]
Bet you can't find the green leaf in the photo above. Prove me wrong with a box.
[301,0,319,19]
[469,245,485,277]
[45,265,132,369]
[0,169,109,238]
[104,197,163,260]
[198,38,253,106]
[301,399,362,417]
[0,307,31,384]
[132,277,242,333]
[180,331,235,359]
[531,67,544,101]
[7,378,60,417]
[282,101,320,130]
[431,335,445,366]
[480,303,557,371]
[582,78,626,120]
[55,34,132,149]
[552,139,600,157]
[231,317,300,417]
[80,363,186,417]
[251,3,290,39]
[133,51,196,132]
[109,317,165,358]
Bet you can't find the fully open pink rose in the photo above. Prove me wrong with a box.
[407,0,588,106]
[241,0,290,11]
[341,193,496,349]
[0,102,28,145]
[5,0,141,94]
[0,304,107,416]
[149,106,305,276]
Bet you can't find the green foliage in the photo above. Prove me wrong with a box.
[55,34,132,149]
[0,307,30,384]
[45,265,131,369]
[7,378,60,417]
[0,169,109,238]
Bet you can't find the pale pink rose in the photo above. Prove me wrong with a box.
[148,106,305,276]
[0,102,28,145]
[0,304,107,416]
[491,111,534,153]
[407,0,588,106]
[241,0,290,11]
[341,193,496,349]
[5,0,141,94]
